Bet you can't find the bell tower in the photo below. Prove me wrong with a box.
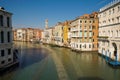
[45,19,48,29]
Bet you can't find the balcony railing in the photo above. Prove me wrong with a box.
[71,28,78,32]
[98,36,109,41]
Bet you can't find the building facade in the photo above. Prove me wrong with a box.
[13,28,42,42]
[53,22,64,46]
[43,27,54,44]
[0,7,13,68]
[63,21,71,46]
[16,28,27,42]
[70,12,98,51]
[98,0,120,61]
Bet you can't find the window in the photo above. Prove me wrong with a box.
[93,39,94,42]
[80,44,81,48]
[89,26,92,29]
[109,10,111,15]
[85,20,87,23]
[0,15,3,26]
[93,44,94,48]
[8,58,11,62]
[1,61,5,64]
[113,8,114,13]
[117,30,118,37]
[84,31,87,37]
[103,12,106,17]
[89,21,91,23]
[1,31,4,43]
[89,32,92,37]
[84,38,87,42]
[8,49,11,55]
[117,17,119,23]
[79,31,82,37]
[7,17,10,27]
[118,6,120,12]
[7,32,10,42]
[1,50,4,57]
[112,18,114,23]
[80,26,81,29]
[93,32,94,36]
[93,26,95,29]
[111,31,113,37]
[89,44,91,48]
[108,31,110,36]
[84,44,86,48]
[89,38,92,42]
[80,21,82,23]
[76,44,78,48]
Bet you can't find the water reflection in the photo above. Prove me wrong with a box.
[13,42,49,69]
[50,46,120,80]
[0,42,120,80]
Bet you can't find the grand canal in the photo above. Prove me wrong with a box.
[0,42,120,80]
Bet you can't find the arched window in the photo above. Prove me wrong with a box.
[118,5,120,12]
[7,31,10,42]
[1,31,4,43]
[108,30,110,36]
[111,31,113,37]
[0,15,3,26]
[113,8,114,13]
[116,30,118,37]
[7,17,10,27]
[109,10,111,15]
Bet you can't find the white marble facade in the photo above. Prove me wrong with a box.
[98,0,120,61]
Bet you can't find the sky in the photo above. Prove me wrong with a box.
[0,0,113,29]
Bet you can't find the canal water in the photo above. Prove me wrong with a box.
[0,42,120,80]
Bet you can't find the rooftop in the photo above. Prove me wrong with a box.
[100,0,120,12]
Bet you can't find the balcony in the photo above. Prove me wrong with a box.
[71,35,79,38]
[71,28,78,32]
[98,36,109,41]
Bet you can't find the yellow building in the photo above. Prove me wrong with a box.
[63,21,71,46]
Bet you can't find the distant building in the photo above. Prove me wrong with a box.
[0,7,14,68]
[98,0,120,61]
[63,21,71,46]
[43,27,54,44]
[13,28,42,42]
[13,29,17,41]
[16,28,27,41]
[53,22,64,46]
[70,12,98,51]
[42,19,54,44]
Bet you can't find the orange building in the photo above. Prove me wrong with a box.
[70,12,98,51]
[13,28,42,42]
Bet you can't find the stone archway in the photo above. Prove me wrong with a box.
[112,42,117,60]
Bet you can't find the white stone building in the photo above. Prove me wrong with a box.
[98,0,120,61]
[0,7,13,68]
[53,22,64,46]
[16,28,26,41]
[43,27,54,44]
